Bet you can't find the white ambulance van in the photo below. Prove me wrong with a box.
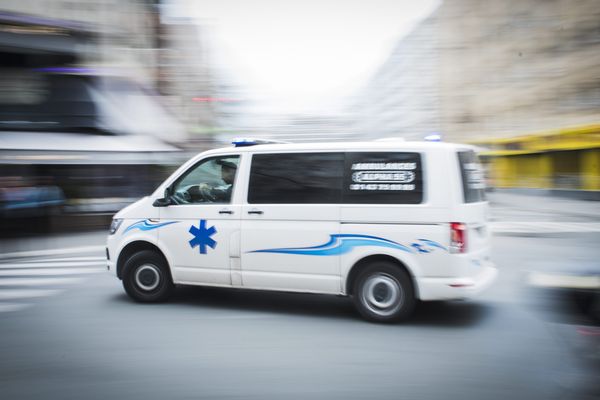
[106,139,497,322]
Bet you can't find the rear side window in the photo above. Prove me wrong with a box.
[458,150,486,203]
[343,152,423,204]
[248,153,343,204]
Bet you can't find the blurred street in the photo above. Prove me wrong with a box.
[0,192,598,400]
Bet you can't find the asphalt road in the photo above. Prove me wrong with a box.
[0,232,598,400]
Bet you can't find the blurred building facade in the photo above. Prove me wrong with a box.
[0,0,220,222]
[436,0,599,142]
[351,0,600,196]
[1,0,160,85]
[349,15,440,140]
[1,0,228,142]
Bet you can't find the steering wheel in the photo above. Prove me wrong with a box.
[174,184,215,203]
[172,188,192,204]
[197,185,216,202]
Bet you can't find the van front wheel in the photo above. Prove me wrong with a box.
[353,262,415,323]
[122,250,174,302]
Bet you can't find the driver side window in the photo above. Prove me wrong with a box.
[172,155,240,204]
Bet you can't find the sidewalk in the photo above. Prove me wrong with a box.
[487,191,600,223]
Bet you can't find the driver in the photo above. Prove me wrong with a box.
[191,159,237,202]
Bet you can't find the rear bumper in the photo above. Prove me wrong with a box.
[417,262,498,301]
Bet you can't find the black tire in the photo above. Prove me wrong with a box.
[352,261,416,323]
[122,250,174,302]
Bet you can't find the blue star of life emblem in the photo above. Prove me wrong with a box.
[188,219,217,254]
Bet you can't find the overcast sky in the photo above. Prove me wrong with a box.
[172,0,439,114]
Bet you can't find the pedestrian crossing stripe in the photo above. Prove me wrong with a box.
[0,253,105,313]
[0,289,63,301]
[0,277,85,287]
[18,256,106,263]
[0,268,105,277]
[0,261,106,269]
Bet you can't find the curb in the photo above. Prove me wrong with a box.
[492,231,600,238]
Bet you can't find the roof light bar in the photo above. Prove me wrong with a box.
[231,138,291,147]
[424,134,442,142]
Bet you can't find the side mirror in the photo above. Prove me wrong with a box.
[152,197,171,207]
[153,188,172,207]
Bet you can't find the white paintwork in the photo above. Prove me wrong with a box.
[241,211,341,293]
[158,204,241,286]
[107,140,497,302]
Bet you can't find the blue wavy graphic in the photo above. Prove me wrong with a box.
[123,219,178,234]
[417,239,447,251]
[250,234,415,256]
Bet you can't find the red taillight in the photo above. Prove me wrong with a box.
[450,222,467,254]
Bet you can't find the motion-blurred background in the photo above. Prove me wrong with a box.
[0,2,599,398]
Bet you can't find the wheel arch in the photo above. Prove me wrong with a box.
[116,241,169,280]
[345,254,419,298]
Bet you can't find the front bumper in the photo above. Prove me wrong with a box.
[105,235,119,278]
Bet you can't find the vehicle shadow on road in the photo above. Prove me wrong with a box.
[111,285,494,327]
[170,285,358,321]
[410,301,495,328]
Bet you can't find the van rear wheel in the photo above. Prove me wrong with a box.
[353,262,415,323]
[122,250,174,302]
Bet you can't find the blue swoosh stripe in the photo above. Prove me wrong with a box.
[123,219,178,234]
[250,234,413,256]
[417,239,447,251]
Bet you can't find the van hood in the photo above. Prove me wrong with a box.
[113,196,157,219]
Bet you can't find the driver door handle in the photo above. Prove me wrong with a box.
[219,209,234,215]
[248,210,263,215]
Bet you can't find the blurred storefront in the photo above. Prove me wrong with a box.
[0,7,191,229]
[471,124,600,199]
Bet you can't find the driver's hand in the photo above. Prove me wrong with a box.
[197,184,216,202]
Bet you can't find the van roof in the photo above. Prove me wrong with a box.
[205,140,476,155]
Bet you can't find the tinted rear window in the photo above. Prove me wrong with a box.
[458,150,486,203]
[343,152,423,204]
[248,153,343,204]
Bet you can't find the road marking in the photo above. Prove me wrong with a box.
[0,245,105,260]
[0,289,62,301]
[0,261,106,269]
[0,277,85,287]
[0,253,108,314]
[0,268,105,276]
[528,271,600,289]
[19,256,106,263]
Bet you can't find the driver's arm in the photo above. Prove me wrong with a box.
[186,184,208,202]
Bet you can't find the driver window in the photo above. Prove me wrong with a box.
[172,155,239,204]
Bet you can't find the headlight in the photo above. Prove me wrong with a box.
[109,218,123,235]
